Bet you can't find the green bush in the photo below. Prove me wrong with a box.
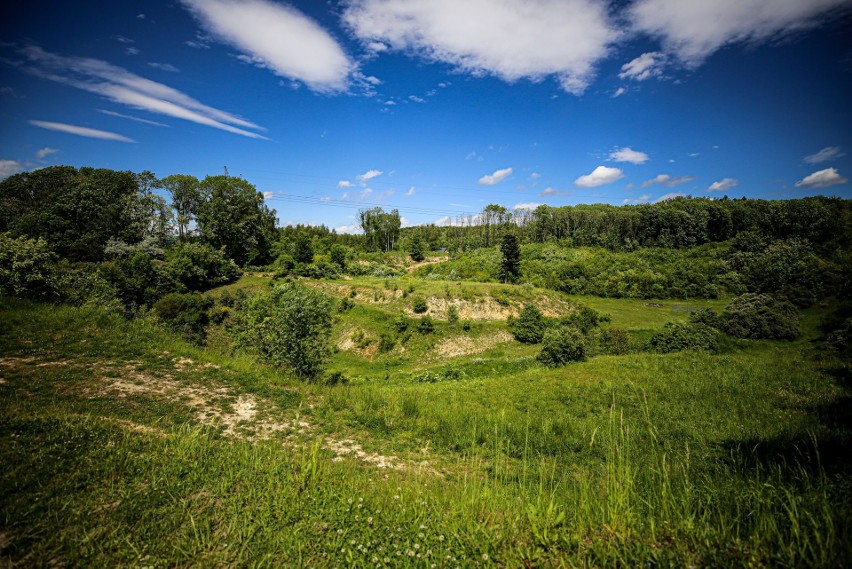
[165,242,240,292]
[648,322,719,354]
[230,282,334,380]
[412,297,428,314]
[688,307,722,329]
[537,327,587,367]
[560,305,608,333]
[447,304,459,323]
[721,293,800,340]
[509,305,546,343]
[418,315,434,334]
[378,332,396,353]
[601,327,631,355]
[0,233,60,300]
[153,292,213,344]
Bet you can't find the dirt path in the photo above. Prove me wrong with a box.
[406,256,448,273]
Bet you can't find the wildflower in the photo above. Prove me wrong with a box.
[482,553,489,561]
[367,517,374,524]
[414,543,420,550]
[337,529,343,535]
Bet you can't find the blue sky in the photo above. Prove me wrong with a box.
[1,0,851,232]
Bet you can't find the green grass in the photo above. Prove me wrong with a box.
[1,290,850,567]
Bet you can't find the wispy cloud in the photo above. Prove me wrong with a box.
[629,0,852,66]
[609,146,649,164]
[574,165,624,188]
[181,0,354,93]
[342,0,620,95]
[804,146,844,164]
[653,192,685,203]
[708,177,738,192]
[618,51,666,80]
[338,180,355,188]
[148,62,180,73]
[97,109,170,127]
[35,147,59,160]
[29,120,135,142]
[356,169,383,184]
[623,195,650,204]
[641,174,696,188]
[479,167,513,186]
[513,202,542,211]
[795,167,848,189]
[13,45,267,139]
[405,186,416,196]
[0,160,24,181]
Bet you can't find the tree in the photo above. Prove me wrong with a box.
[292,231,314,264]
[537,327,587,367]
[232,282,334,380]
[329,244,348,270]
[409,232,426,262]
[161,174,201,240]
[359,207,401,252]
[195,175,277,266]
[500,233,521,283]
[0,233,59,300]
[721,293,800,340]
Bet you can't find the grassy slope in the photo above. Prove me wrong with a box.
[1,276,850,567]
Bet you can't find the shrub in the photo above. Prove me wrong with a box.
[324,371,348,385]
[394,315,410,333]
[688,307,722,329]
[509,305,546,344]
[338,297,355,312]
[648,322,719,354]
[165,242,240,292]
[418,315,434,334]
[601,326,631,355]
[447,304,459,324]
[231,282,334,380]
[153,292,213,344]
[721,293,800,340]
[561,305,608,334]
[412,297,428,314]
[537,327,587,367]
[378,332,396,353]
[329,244,349,270]
[0,233,60,300]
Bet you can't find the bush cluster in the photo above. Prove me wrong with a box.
[648,322,719,354]
[721,293,800,340]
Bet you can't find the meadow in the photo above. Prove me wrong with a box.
[1,272,849,567]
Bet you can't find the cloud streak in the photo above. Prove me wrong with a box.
[14,45,267,139]
[29,120,135,142]
[479,167,513,186]
[795,168,848,189]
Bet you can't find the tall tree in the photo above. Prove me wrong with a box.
[161,174,201,240]
[195,175,277,266]
[500,233,521,283]
[359,207,401,252]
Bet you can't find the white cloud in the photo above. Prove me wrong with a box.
[539,187,562,196]
[804,146,844,164]
[262,191,274,199]
[359,188,374,199]
[409,95,425,103]
[618,51,666,81]
[338,180,354,188]
[513,202,542,210]
[478,167,513,186]
[16,46,267,139]
[795,167,848,189]
[342,0,620,95]
[357,169,383,184]
[613,86,627,97]
[641,174,696,188]
[148,62,180,73]
[708,177,739,192]
[335,224,363,234]
[0,160,24,181]
[29,120,135,142]
[653,192,685,203]
[181,0,353,93]
[530,172,541,180]
[629,0,852,66]
[405,186,416,196]
[609,146,649,164]
[574,165,624,188]
[97,109,170,127]
[35,147,59,159]
[623,195,650,204]
[125,47,141,56]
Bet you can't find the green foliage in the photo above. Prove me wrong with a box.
[98,251,175,311]
[721,293,801,340]
[329,244,349,270]
[648,322,720,354]
[500,233,521,283]
[0,233,59,300]
[165,242,240,292]
[292,232,314,264]
[231,282,334,380]
[152,292,212,344]
[378,332,396,353]
[393,314,410,333]
[409,232,426,262]
[0,166,152,261]
[418,315,434,334]
[447,304,459,324]
[509,305,546,344]
[359,207,401,252]
[537,327,587,366]
[338,297,355,312]
[195,175,277,266]
[600,326,631,355]
[412,297,428,314]
[561,305,608,333]
[160,174,200,240]
[688,307,722,329]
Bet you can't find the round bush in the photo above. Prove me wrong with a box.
[537,327,587,367]
[721,293,800,340]
[648,321,719,354]
[509,305,546,344]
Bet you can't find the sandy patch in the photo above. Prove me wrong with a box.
[433,331,514,359]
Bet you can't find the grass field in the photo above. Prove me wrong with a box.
[1,275,850,567]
